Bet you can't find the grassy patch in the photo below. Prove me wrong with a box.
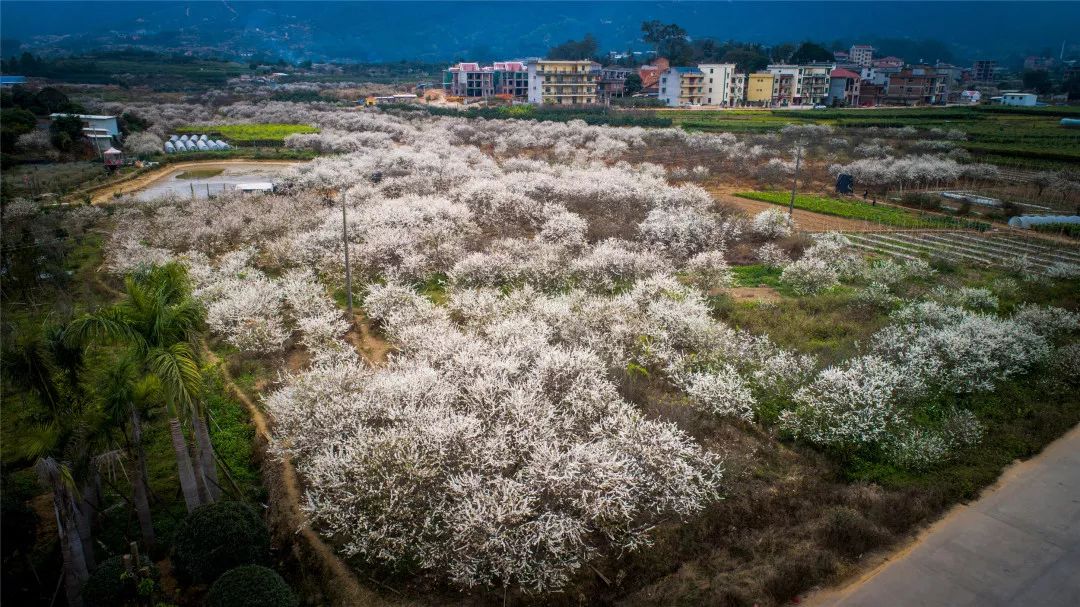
[731,264,784,288]
[736,190,990,230]
[721,290,889,365]
[177,123,319,142]
[203,366,263,502]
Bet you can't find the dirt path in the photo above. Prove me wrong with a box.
[202,344,389,607]
[806,422,1080,606]
[88,160,304,203]
[726,286,782,303]
[344,312,393,365]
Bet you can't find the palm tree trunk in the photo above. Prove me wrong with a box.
[76,478,97,570]
[169,417,204,512]
[192,412,221,503]
[54,491,88,607]
[130,409,156,549]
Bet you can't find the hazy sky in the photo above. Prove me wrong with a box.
[2,1,1076,63]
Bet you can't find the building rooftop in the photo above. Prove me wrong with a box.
[669,66,703,74]
[49,113,117,121]
[831,68,861,79]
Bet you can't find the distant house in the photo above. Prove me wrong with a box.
[972,60,996,82]
[638,57,670,94]
[658,67,705,107]
[593,65,632,102]
[745,73,775,106]
[849,45,874,68]
[49,113,121,138]
[883,67,949,106]
[528,60,597,105]
[997,91,1037,107]
[960,90,982,104]
[826,68,861,106]
[444,61,529,99]
[699,63,741,106]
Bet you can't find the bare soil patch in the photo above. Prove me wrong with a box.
[727,286,782,303]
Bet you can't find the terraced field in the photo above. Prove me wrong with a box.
[846,231,1080,273]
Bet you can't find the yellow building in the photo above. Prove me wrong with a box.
[527,60,598,105]
[746,73,775,106]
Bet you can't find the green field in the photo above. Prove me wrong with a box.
[737,190,990,230]
[177,123,320,142]
[662,106,1080,169]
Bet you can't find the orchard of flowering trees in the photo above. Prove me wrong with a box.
[89,102,1080,597]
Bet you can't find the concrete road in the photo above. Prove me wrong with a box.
[812,424,1080,607]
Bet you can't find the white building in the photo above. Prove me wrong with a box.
[48,114,120,137]
[658,67,705,107]
[998,91,1037,106]
[699,63,741,106]
[849,45,874,68]
[730,73,746,106]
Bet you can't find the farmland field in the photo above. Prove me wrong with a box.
[736,190,991,230]
[662,106,1080,169]
[176,123,320,142]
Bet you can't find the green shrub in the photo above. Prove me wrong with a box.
[172,501,270,584]
[82,554,159,607]
[208,565,297,607]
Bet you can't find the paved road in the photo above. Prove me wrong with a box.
[812,424,1080,607]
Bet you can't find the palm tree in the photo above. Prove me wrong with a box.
[94,357,160,550]
[69,263,218,512]
[36,458,90,607]
[4,321,95,607]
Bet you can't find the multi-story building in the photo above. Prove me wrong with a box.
[933,62,964,86]
[746,72,775,106]
[699,63,740,106]
[445,61,530,99]
[767,65,799,105]
[444,62,494,98]
[884,67,949,105]
[849,44,874,68]
[772,72,797,105]
[973,60,997,82]
[767,63,834,105]
[799,64,833,104]
[527,60,597,105]
[658,66,706,106]
[730,73,746,106]
[492,61,529,98]
[859,82,886,107]
[825,68,861,106]
[593,65,633,102]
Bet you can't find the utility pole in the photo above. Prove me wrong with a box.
[340,191,353,315]
[788,142,803,218]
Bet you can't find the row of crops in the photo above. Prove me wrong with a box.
[846,231,1080,273]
